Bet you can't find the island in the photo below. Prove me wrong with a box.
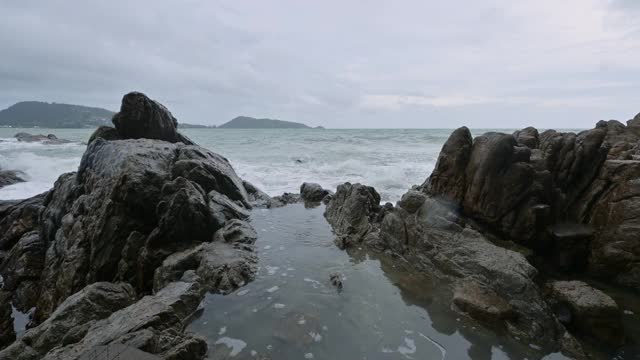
[218,116,317,129]
[177,123,216,129]
[0,101,115,128]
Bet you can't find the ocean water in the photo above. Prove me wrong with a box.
[0,127,467,201]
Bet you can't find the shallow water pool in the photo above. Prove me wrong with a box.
[188,204,572,360]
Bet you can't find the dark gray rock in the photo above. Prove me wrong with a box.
[546,280,623,346]
[397,190,426,213]
[112,92,193,145]
[0,169,24,189]
[243,180,272,208]
[87,126,121,144]
[14,133,72,145]
[423,126,472,202]
[40,274,206,360]
[270,192,301,208]
[452,280,513,325]
[0,193,46,252]
[0,282,136,358]
[300,182,330,203]
[324,182,381,248]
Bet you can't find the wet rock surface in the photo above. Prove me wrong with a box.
[0,169,25,189]
[0,92,262,358]
[546,280,624,347]
[323,115,640,356]
[14,133,72,144]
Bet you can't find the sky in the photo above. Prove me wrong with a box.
[1,0,639,128]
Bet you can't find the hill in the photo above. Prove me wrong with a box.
[0,101,115,128]
[218,116,312,129]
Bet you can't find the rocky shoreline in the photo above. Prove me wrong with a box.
[322,116,640,358]
[0,92,637,359]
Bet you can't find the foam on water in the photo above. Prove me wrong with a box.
[0,127,475,202]
[0,135,85,200]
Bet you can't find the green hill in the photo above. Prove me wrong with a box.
[0,101,115,128]
[218,116,311,129]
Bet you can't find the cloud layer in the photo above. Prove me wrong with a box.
[1,0,639,128]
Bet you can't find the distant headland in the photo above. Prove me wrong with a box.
[217,116,322,129]
[0,102,324,129]
[0,101,114,128]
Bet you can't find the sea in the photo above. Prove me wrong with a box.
[0,127,483,201]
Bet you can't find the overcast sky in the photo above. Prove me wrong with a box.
[1,0,639,128]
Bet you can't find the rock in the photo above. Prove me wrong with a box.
[0,169,24,189]
[546,281,624,346]
[300,182,330,203]
[581,160,640,287]
[39,274,207,360]
[0,291,15,351]
[397,190,426,213]
[270,192,301,208]
[548,224,593,272]
[513,126,540,148]
[14,133,72,144]
[0,282,136,358]
[153,234,257,294]
[452,281,513,325]
[243,180,272,208]
[0,231,45,311]
[112,92,194,145]
[32,136,254,321]
[423,126,472,202]
[324,183,382,248]
[87,125,121,144]
[208,190,250,229]
[328,190,575,352]
[329,273,343,290]
[0,193,46,251]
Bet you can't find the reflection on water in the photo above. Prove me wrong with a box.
[188,204,568,360]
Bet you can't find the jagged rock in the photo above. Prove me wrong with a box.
[397,190,426,213]
[14,133,71,145]
[208,190,250,229]
[0,291,15,351]
[324,182,381,248]
[0,169,24,189]
[87,126,121,144]
[32,137,253,322]
[40,274,206,360]
[513,126,540,148]
[270,192,301,208]
[0,282,136,358]
[0,231,45,312]
[300,182,330,203]
[0,193,46,251]
[423,126,472,202]
[153,226,257,294]
[243,180,272,208]
[325,187,576,353]
[549,224,593,272]
[111,92,193,145]
[546,280,623,346]
[452,281,513,324]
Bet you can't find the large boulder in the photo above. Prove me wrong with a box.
[40,274,206,360]
[424,120,640,288]
[14,133,71,145]
[324,182,383,248]
[546,280,624,346]
[300,182,330,203]
[0,282,136,358]
[111,92,193,145]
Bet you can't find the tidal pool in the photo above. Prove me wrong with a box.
[188,204,586,359]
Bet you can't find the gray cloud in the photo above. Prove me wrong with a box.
[1,0,639,128]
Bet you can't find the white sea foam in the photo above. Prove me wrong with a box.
[214,337,247,357]
[0,128,456,202]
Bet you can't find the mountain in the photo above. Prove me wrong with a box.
[0,101,115,128]
[218,116,312,129]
